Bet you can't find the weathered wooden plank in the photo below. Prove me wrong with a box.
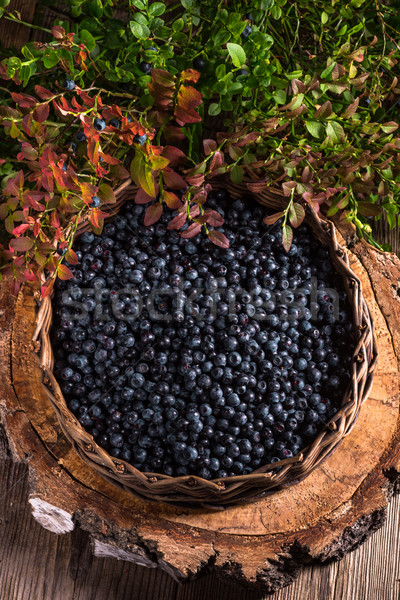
[0,0,38,49]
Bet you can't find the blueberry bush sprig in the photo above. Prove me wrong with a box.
[1,0,400,292]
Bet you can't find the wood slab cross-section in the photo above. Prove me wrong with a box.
[0,222,400,594]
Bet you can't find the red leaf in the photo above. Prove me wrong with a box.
[263,212,284,225]
[9,237,34,252]
[99,152,121,165]
[167,211,188,230]
[33,103,50,123]
[282,224,293,252]
[204,209,224,227]
[35,85,54,101]
[208,230,229,248]
[181,223,202,238]
[20,143,38,161]
[185,173,205,187]
[163,168,187,190]
[11,92,37,108]
[57,263,74,280]
[135,188,154,204]
[87,140,99,165]
[210,151,224,172]
[203,139,217,156]
[65,248,79,265]
[12,224,30,237]
[52,26,65,39]
[162,146,186,167]
[144,203,163,226]
[163,191,182,209]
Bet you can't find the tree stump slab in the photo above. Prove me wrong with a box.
[1,223,400,594]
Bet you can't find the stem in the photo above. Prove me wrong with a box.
[3,12,52,34]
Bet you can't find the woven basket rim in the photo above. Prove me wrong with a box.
[32,177,378,508]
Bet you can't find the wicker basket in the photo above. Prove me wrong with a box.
[32,176,378,508]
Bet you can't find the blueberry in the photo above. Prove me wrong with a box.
[242,25,252,38]
[193,56,206,70]
[63,79,75,91]
[90,196,101,208]
[109,118,120,129]
[133,133,147,146]
[76,131,86,142]
[139,61,152,73]
[93,118,106,131]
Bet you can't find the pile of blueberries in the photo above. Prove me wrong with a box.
[52,191,354,479]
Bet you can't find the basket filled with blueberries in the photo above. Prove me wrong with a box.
[35,182,377,507]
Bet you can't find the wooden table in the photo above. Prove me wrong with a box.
[0,456,399,600]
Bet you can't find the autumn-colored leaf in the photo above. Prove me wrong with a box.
[135,188,155,204]
[52,25,65,38]
[35,85,54,101]
[12,223,30,237]
[33,103,50,123]
[11,92,37,108]
[57,262,74,280]
[314,100,333,120]
[144,203,163,226]
[181,223,202,238]
[9,237,34,252]
[161,146,186,167]
[163,191,182,209]
[167,211,188,230]
[203,139,217,156]
[150,155,170,170]
[98,183,116,204]
[288,203,305,228]
[282,224,293,252]
[65,248,79,265]
[208,230,229,248]
[263,212,284,225]
[342,97,359,118]
[163,168,187,190]
[180,69,201,84]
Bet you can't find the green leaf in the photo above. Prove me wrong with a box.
[321,61,337,79]
[213,29,231,46]
[208,103,221,116]
[0,0,10,6]
[149,2,165,16]
[79,29,96,52]
[129,21,144,38]
[88,0,103,18]
[230,165,243,184]
[326,121,345,144]
[181,0,193,8]
[226,43,246,68]
[131,0,146,7]
[172,18,184,32]
[42,49,59,69]
[321,11,328,24]
[305,120,325,138]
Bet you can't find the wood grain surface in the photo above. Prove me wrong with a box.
[0,456,399,600]
[0,0,37,48]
